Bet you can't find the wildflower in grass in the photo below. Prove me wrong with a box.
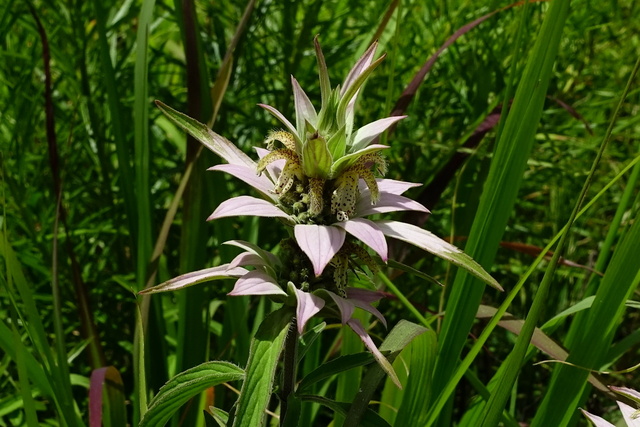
[581,386,640,427]
[145,37,500,383]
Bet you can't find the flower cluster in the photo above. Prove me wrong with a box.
[581,386,640,426]
[143,38,500,382]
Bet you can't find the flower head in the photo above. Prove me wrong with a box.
[147,38,501,386]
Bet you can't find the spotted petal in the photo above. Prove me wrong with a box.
[375,220,502,291]
[294,225,346,276]
[208,164,276,201]
[140,264,248,294]
[333,218,388,261]
[208,196,291,221]
[228,270,286,296]
[294,288,325,334]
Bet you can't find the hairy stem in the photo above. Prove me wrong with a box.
[280,318,299,425]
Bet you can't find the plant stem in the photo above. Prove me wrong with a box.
[280,318,298,426]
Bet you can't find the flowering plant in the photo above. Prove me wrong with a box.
[582,386,640,427]
[139,37,500,426]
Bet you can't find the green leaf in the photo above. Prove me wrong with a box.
[299,395,391,427]
[139,361,243,427]
[431,0,571,414]
[298,352,375,393]
[297,321,326,362]
[395,330,438,426]
[233,307,293,427]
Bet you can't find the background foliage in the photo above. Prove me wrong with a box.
[1,0,639,425]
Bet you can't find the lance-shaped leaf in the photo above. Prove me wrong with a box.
[294,224,346,276]
[293,287,325,334]
[334,218,388,261]
[375,220,502,291]
[228,270,286,296]
[258,103,302,152]
[351,116,407,151]
[156,101,255,168]
[140,265,248,294]
[233,308,292,427]
[208,164,276,201]
[292,76,318,136]
[208,196,292,221]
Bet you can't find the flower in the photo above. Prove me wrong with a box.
[146,37,500,386]
[581,386,640,427]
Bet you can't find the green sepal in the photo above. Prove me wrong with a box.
[302,134,332,179]
[316,87,340,135]
[327,125,347,161]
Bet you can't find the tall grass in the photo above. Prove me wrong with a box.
[1,0,640,426]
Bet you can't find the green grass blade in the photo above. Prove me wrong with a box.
[530,55,640,427]
[431,0,571,416]
[13,318,38,426]
[394,329,437,425]
[133,0,156,294]
[91,0,137,248]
